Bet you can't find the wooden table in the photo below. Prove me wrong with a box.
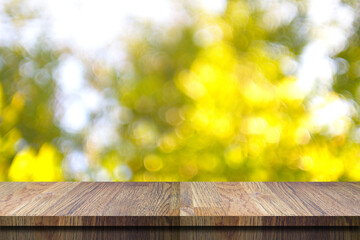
[0,182,359,239]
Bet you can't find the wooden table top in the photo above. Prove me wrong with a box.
[0,182,359,226]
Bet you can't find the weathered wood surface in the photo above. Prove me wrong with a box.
[0,182,359,226]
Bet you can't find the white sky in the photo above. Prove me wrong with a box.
[26,0,226,53]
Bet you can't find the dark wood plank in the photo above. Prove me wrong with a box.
[0,227,359,240]
[179,227,360,240]
[0,227,181,240]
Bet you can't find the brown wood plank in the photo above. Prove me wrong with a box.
[0,182,180,226]
[179,182,360,226]
[1,227,359,240]
[0,182,56,216]
[0,182,359,226]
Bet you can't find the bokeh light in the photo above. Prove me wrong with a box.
[1,0,360,181]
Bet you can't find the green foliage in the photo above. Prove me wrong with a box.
[1,0,360,181]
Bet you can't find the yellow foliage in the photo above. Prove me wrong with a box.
[8,143,62,181]
[144,154,163,172]
[300,145,344,181]
[2,0,360,182]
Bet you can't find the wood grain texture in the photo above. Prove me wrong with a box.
[0,227,181,240]
[0,182,179,226]
[180,182,360,226]
[1,227,359,240]
[0,182,359,227]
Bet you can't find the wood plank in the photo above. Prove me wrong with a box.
[179,227,360,240]
[179,182,360,226]
[1,227,359,240]
[0,227,181,240]
[0,182,56,216]
[0,182,180,226]
[0,182,359,226]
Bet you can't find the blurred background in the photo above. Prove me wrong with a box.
[0,0,360,181]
